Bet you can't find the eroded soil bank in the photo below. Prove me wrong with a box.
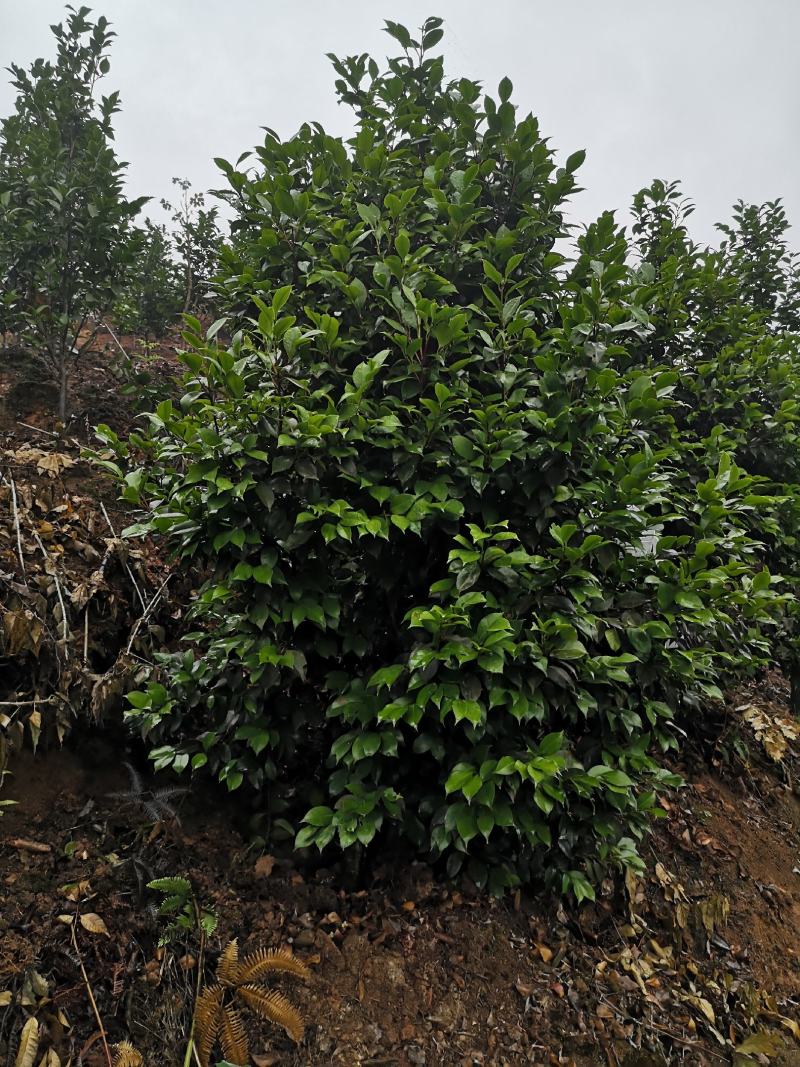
[1,685,798,1066]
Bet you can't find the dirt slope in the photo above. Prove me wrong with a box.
[0,707,798,1067]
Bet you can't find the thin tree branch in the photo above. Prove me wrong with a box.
[9,476,26,583]
[100,501,146,611]
[126,572,171,655]
[33,529,70,644]
[71,920,114,1067]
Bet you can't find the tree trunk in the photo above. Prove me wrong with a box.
[58,349,67,422]
[790,666,800,719]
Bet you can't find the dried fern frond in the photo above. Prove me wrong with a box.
[106,764,186,823]
[219,1003,249,1065]
[113,1041,143,1067]
[143,800,164,822]
[106,762,143,800]
[238,946,311,984]
[152,785,188,822]
[153,785,189,801]
[197,939,308,1062]
[122,762,143,794]
[217,938,240,986]
[195,984,224,1067]
[237,983,305,1044]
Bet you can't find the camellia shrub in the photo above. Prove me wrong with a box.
[105,20,796,896]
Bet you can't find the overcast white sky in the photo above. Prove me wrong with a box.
[1,1,799,246]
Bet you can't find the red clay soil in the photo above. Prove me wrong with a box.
[0,326,181,439]
[0,711,798,1067]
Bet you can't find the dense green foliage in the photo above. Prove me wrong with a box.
[114,218,183,338]
[0,5,145,417]
[101,20,800,895]
[626,182,800,705]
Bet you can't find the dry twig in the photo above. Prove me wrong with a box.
[126,572,171,655]
[97,318,129,361]
[71,918,114,1067]
[17,421,60,439]
[100,501,146,611]
[0,697,57,708]
[33,529,69,643]
[9,475,26,583]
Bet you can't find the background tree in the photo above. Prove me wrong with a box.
[718,199,800,334]
[114,218,183,339]
[0,4,145,419]
[161,177,220,315]
[625,182,800,708]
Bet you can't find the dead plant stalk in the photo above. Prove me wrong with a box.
[33,529,69,643]
[71,919,114,1067]
[9,475,26,582]
[100,501,146,611]
[183,896,207,1067]
[126,572,171,655]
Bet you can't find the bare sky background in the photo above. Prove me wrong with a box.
[1,1,798,247]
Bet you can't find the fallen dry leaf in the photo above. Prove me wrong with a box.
[735,1030,785,1056]
[61,880,91,902]
[254,853,276,878]
[20,970,49,1008]
[79,912,109,937]
[14,1016,39,1067]
[535,942,553,963]
[36,452,75,477]
[683,993,716,1026]
[741,703,799,763]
